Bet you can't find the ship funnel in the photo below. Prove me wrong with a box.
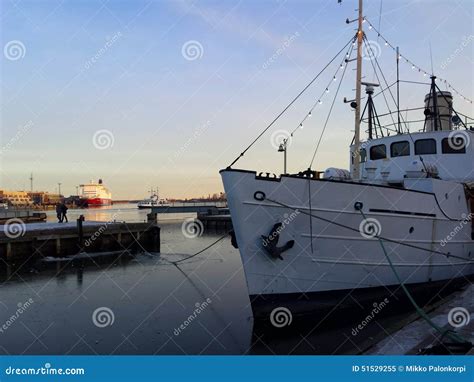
[98,179,103,184]
[424,91,453,131]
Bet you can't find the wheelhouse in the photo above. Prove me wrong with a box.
[350,130,474,183]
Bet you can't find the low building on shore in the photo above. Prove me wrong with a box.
[0,190,33,207]
[0,190,64,207]
[28,192,62,205]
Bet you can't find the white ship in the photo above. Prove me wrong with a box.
[221,1,474,320]
[79,179,112,207]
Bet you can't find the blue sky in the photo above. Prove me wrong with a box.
[1,0,473,199]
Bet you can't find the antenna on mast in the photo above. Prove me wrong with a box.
[429,42,434,76]
[396,46,401,134]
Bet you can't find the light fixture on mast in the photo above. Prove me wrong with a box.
[278,138,289,175]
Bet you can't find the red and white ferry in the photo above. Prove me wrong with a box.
[79,179,112,207]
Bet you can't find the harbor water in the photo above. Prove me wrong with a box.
[0,205,459,354]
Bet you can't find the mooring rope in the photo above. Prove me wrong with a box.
[168,232,230,265]
[258,193,472,344]
[355,206,471,346]
[166,197,472,346]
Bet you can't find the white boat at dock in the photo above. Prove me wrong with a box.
[221,0,474,321]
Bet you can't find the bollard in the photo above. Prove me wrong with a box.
[147,212,158,223]
[151,226,161,253]
[77,215,85,248]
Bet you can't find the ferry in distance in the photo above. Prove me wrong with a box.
[78,179,112,207]
[137,188,170,209]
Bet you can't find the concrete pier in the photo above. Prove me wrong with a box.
[365,284,473,355]
[150,201,227,214]
[197,208,232,230]
[0,218,160,267]
[0,210,47,224]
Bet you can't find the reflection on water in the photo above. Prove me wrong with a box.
[0,206,440,354]
[44,203,195,223]
[0,218,251,355]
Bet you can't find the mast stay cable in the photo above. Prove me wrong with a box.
[227,35,356,169]
[309,44,354,168]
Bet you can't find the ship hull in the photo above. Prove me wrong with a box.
[137,205,153,209]
[249,277,469,323]
[220,169,474,320]
[80,198,112,207]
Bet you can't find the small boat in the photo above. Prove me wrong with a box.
[137,189,170,209]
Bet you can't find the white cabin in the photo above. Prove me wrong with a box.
[350,130,474,184]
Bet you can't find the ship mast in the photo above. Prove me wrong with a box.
[352,0,363,180]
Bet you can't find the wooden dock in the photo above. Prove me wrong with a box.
[0,217,160,269]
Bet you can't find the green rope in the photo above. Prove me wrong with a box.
[356,207,470,345]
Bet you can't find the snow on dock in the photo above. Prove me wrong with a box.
[367,284,473,354]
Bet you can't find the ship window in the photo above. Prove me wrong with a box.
[415,139,436,155]
[370,144,386,160]
[391,141,410,157]
[360,148,367,163]
[441,137,466,154]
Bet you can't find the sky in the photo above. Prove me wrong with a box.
[1,0,473,199]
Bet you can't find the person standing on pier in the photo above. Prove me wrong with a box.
[60,202,68,223]
[55,203,62,223]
